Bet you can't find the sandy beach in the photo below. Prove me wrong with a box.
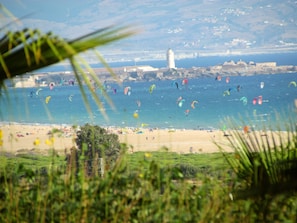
[0,123,237,155]
[0,123,77,155]
[117,128,232,154]
[2,123,291,156]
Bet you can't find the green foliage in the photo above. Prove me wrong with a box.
[0,152,65,170]
[216,118,297,222]
[1,141,297,222]
[175,163,202,178]
[0,150,228,222]
[126,152,228,170]
[220,126,297,196]
[67,124,125,176]
[0,22,133,81]
[126,152,230,180]
[0,152,214,222]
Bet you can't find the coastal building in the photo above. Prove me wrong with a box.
[166,48,176,69]
[14,75,36,88]
[256,62,277,67]
[123,65,158,72]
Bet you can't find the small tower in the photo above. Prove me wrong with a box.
[166,48,175,69]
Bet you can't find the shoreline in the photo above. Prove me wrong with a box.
[0,122,233,155]
[0,122,291,156]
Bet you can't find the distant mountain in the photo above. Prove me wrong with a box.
[77,0,297,59]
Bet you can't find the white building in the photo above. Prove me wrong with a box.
[166,48,176,69]
[14,75,36,88]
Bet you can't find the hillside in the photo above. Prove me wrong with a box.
[88,0,297,59]
[3,0,297,61]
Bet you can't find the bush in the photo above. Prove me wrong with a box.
[67,124,123,176]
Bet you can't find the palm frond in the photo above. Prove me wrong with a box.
[0,26,134,80]
[216,116,297,199]
[0,5,136,120]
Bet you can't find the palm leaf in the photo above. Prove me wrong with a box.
[0,5,135,120]
[0,26,134,80]
[216,116,297,199]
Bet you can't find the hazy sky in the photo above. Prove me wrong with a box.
[2,0,124,38]
[2,0,185,56]
[2,0,297,57]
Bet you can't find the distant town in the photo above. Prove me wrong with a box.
[9,49,297,88]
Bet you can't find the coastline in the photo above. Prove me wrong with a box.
[10,52,297,87]
[0,122,234,155]
[0,122,293,156]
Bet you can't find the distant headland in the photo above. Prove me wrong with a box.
[10,60,297,88]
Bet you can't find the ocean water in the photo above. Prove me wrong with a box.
[1,73,296,130]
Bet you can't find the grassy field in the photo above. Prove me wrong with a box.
[127,151,227,168]
[0,151,229,175]
[1,126,297,223]
[0,148,296,222]
[0,151,65,170]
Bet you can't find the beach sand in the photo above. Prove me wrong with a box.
[0,123,77,155]
[0,123,235,155]
[2,123,289,155]
[117,128,232,154]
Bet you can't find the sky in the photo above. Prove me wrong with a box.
[1,0,145,60]
[1,0,123,38]
[1,0,297,61]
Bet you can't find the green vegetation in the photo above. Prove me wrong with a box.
[0,152,65,170]
[67,124,125,176]
[126,151,230,179]
[0,147,230,222]
[0,151,227,175]
[127,151,227,169]
[0,122,297,222]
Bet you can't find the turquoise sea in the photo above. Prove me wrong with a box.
[1,72,296,130]
[0,52,296,130]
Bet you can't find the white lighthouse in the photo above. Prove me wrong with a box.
[166,48,175,69]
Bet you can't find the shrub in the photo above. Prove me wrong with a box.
[67,124,123,176]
